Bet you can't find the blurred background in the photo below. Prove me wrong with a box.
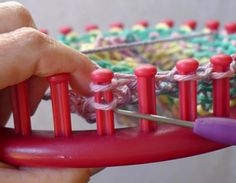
[1,0,236,182]
[1,0,235,35]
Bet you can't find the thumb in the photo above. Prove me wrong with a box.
[0,162,91,183]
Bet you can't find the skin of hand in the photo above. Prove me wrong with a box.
[0,1,101,183]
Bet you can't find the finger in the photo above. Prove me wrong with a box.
[0,161,15,169]
[0,1,43,122]
[0,27,96,94]
[0,167,91,183]
[0,1,36,33]
[28,76,49,115]
[38,44,95,95]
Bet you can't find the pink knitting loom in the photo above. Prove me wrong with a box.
[0,53,235,167]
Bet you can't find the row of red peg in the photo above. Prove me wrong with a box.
[91,54,232,135]
[177,54,232,120]
[10,54,232,137]
[11,74,72,137]
[53,19,236,36]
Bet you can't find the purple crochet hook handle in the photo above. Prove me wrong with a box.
[194,117,236,145]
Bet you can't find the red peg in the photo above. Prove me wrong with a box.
[134,64,157,132]
[176,59,199,121]
[224,22,236,34]
[135,20,149,27]
[160,18,174,27]
[91,69,114,136]
[183,19,197,30]
[59,26,72,35]
[48,73,72,137]
[39,28,48,34]
[210,54,232,117]
[205,20,220,31]
[10,81,31,136]
[84,24,99,32]
[110,22,124,29]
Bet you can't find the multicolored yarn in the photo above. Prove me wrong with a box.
[44,21,236,122]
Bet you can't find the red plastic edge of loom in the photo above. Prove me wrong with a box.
[0,124,230,167]
[1,104,235,167]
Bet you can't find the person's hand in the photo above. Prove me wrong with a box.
[0,1,100,183]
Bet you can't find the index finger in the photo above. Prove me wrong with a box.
[0,27,96,95]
